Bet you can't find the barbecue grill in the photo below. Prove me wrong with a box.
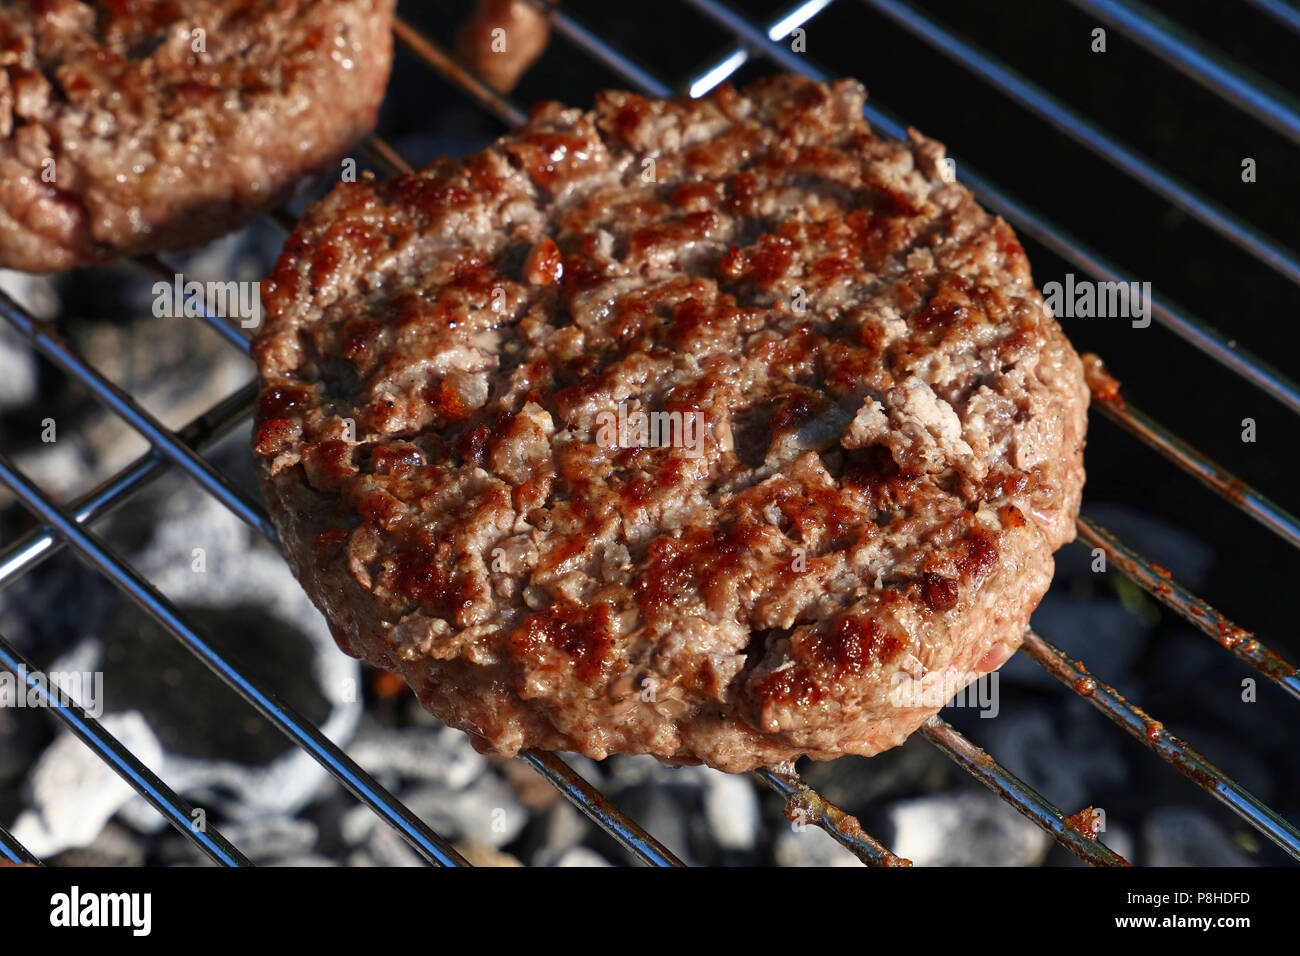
[1,0,1297,868]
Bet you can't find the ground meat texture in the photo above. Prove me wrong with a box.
[252,76,1090,772]
[0,0,396,272]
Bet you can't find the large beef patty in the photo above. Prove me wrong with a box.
[252,76,1089,772]
[0,0,395,272]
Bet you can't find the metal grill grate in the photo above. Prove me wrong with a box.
[1,0,1298,868]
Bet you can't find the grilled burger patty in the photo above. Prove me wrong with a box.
[253,76,1088,772]
[0,0,395,272]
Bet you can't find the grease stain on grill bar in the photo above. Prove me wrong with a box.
[754,765,912,867]
[920,716,1130,867]
[1082,354,1300,550]
[1077,517,1300,699]
[1019,628,1300,861]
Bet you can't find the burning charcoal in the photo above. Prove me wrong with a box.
[11,711,164,858]
[700,769,761,852]
[346,722,486,791]
[886,792,1052,867]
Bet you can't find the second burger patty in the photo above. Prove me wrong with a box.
[253,76,1089,772]
[0,0,395,272]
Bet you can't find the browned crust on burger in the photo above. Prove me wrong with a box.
[252,76,1088,772]
[0,0,396,272]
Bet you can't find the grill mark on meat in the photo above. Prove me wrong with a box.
[252,76,1089,771]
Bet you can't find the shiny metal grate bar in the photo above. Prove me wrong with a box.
[0,291,273,540]
[0,632,251,867]
[1244,0,1300,36]
[0,453,469,867]
[1065,0,1300,147]
[859,0,1300,288]
[0,822,40,866]
[0,382,257,588]
[521,752,685,866]
[1,0,1296,868]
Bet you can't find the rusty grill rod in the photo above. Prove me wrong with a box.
[752,765,914,866]
[920,717,1129,866]
[1019,628,1300,861]
[1090,395,1300,551]
[1078,517,1300,701]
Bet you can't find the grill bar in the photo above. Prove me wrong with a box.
[0,382,256,589]
[1078,517,1300,700]
[0,631,251,867]
[1019,628,1300,861]
[680,0,1300,419]
[0,453,471,868]
[0,823,40,866]
[920,716,1130,866]
[860,0,1300,287]
[1091,392,1300,551]
[0,291,274,540]
[753,766,913,866]
[1244,0,1300,36]
[1065,0,1300,147]
[520,752,685,866]
[532,1,672,98]
[134,254,256,351]
[391,16,528,127]
[362,134,415,176]
[685,0,834,96]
